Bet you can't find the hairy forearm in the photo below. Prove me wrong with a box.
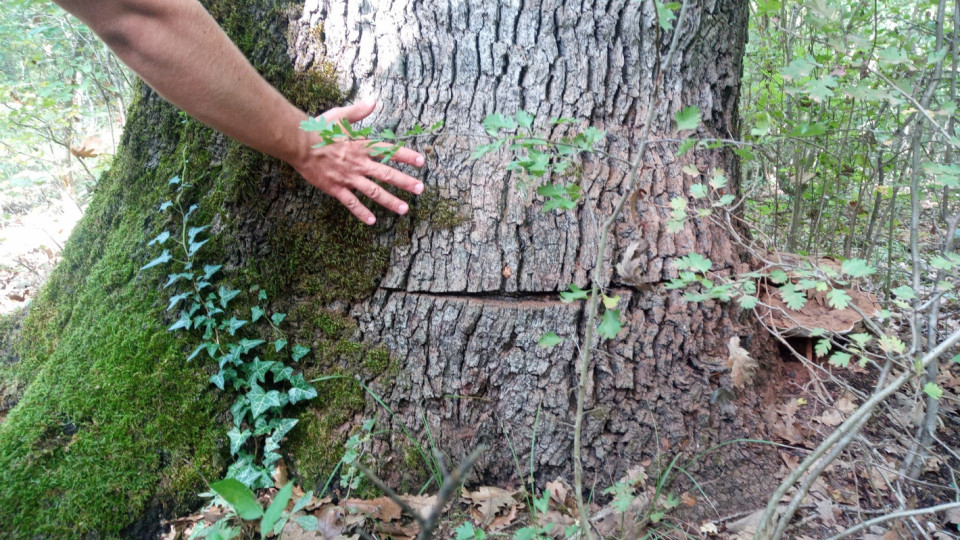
[55,0,311,167]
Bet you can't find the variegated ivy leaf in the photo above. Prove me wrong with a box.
[248,383,283,418]
[227,427,252,456]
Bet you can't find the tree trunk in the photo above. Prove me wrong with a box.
[281,0,781,510]
[0,0,784,534]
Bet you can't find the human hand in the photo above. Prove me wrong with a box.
[292,98,425,225]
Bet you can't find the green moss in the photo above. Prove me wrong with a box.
[0,1,409,534]
[285,371,366,489]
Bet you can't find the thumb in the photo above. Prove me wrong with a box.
[322,97,377,124]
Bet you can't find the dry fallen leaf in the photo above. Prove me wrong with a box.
[681,492,697,507]
[397,494,438,520]
[836,396,857,414]
[819,408,844,427]
[486,502,519,530]
[815,498,838,526]
[343,497,403,522]
[545,478,569,507]
[700,522,719,535]
[463,486,519,521]
[728,336,759,389]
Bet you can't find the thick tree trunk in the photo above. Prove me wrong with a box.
[0,0,784,534]
[276,0,780,510]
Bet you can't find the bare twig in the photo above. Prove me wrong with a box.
[825,501,960,540]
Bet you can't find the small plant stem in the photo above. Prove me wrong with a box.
[755,326,960,539]
[825,501,960,540]
[571,2,690,538]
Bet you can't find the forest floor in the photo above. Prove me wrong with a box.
[161,355,960,540]
[0,197,81,315]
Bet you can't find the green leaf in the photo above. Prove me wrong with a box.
[677,253,712,273]
[841,258,876,278]
[258,290,268,301]
[674,106,701,131]
[515,110,534,128]
[677,138,696,156]
[780,57,817,81]
[482,113,518,136]
[248,383,283,418]
[602,294,621,309]
[849,333,872,347]
[560,284,590,303]
[779,283,807,310]
[227,427,251,456]
[246,358,275,384]
[826,288,851,310]
[140,250,172,271]
[210,479,263,520]
[654,0,679,30]
[598,309,623,340]
[219,286,241,308]
[689,183,708,199]
[455,522,486,540]
[295,515,320,532]
[251,306,265,323]
[769,269,789,284]
[270,418,299,444]
[225,317,247,336]
[891,285,915,300]
[274,338,288,352]
[829,351,851,368]
[291,344,310,362]
[288,374,318,404]
[738,295,758,310]
[788,122,828,137]
[751,112,772,137]
[148,231,170,246]
[803,75,837,102]
[261,482,293,538]
[167,292,190,312]
[270,312,287,326]
[538,332,563,348]
[924,382,943,400]
[815,339,831,357]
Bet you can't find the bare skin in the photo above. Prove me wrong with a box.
[52,0,424,225]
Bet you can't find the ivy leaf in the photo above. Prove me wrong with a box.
[227,427,252,456]
[219,286,241,308]
[210,478,263,520]
[274,338,288,352]
[538,332,563,348]
[148,231,170,246]
[288,375,318,404]
[251,306,265,322]
[140,250,172,271]
[826,288,851,310]
[258,289,268,301]
[231,397,249,427]
[674,106,701,132]
[924,383,943,400]
[202,264,222,280]
[291,344,310,362]
[841,258,876,278]
[169,312,192,332]
[167,292,189,312]
[248,383,283,418]
[270,363,294,383]
[598,309,623,340]
[246,358,275,385]
[225,317,247,336]
[270,418,299,444]
[560,284,590,303]
[270,312,287,326]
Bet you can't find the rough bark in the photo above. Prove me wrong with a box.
[259,0,781,511]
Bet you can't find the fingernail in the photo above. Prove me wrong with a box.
[366,216,376,225]
[398,203,409,214]
[362,96,377,108]
[415,155,425,166]
[414,183,424,195]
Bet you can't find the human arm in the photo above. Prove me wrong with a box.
[52,0,423,225]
